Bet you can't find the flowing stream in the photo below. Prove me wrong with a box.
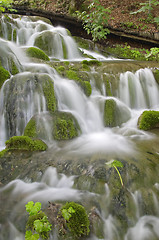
[0,14,159,240]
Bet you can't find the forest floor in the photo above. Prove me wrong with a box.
[13,0,159,50]
[44,0,159,36]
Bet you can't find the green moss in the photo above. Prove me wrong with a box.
[26,211,46,230]
[60,202,90,238]
[26,211,50,240]
[41,75,57,113]
[82,59,101,66]
[107,44,146,61]
[10,58,19,75]
[138,110,159,130]
[81,81,92,97]
[0,149,8,158]
[104,98,131,127]
[0,66,10,89]
[104,98,116,127]
[66,69,92,96]
[53,112,79,140]
[24,118,37,138]
[103,75,112,96]
[24,111,80,141]
[73,37,90,50]
[56,65,66,75]
[153,69,159,84]
[66,70,80,81]
[5,136,47,151]
[62,38,67,59]
[13,28,17,42]
[34,32,53,55]
[26,47,50,61]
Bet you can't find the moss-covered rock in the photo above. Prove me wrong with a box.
[26,47,50,61]
[2,73,56,137]
[104,98,117,127]
[104,98,131,127]
[66,69,92,97]
[153,69,159,84]
[34,31,67,58]
[60,202,90,238]
[0,66,10,89]
[39,74,57,113]
[0,149,8,158]
[138,110,159,130]
[5,136,47,151]
[9,58,19,75]
[24,111,81,141]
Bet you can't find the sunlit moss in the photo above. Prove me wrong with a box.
[138,110,159,130]
[5,136,47,151]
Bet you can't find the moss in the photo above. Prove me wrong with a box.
[53,112,80,140]
[0,149,8,158]
[153,69,159,84]
[26,211,50,240]
[107,45,146,61]
[104,98,117,127]
[66,69,92,96]
[5,136,47,151]
[138,110,159,130]
[62,38,67,59]
[24,111,80,141]
[66,70,80,81]
[0,66,10,89]
[56,65,66,75]
[34,32,53,55]
[73,36,91,50]
[24,118,37,138]
[60,202,90,238]
[26,47,50,61]
[103,74,112,96]
[26,211,46,230]
[13,28,17,42]
[82,59,101,66]
[41,75,57,113]
[104,98,131,127]
[81,81,92,97]
[82,63,90,71]
[9,58,19,75]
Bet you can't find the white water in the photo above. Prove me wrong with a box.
[0,14,159,240]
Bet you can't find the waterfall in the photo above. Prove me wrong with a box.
[0,14,159,240]
[118,68,159,109]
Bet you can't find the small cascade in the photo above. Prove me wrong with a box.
[0,15,81,60]
[118,68,159,109]
[0,72,47,140]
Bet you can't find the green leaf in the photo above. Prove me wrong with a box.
[68,207,75,214]
[25,230,39,240]
[34,219,44,233]
[105,159,123,168]
[25,201,41,216]
[62,209,72,221]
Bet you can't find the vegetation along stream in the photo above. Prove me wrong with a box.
[0,13,159,240]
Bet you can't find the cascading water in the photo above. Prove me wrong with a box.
[0,14,159,240]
